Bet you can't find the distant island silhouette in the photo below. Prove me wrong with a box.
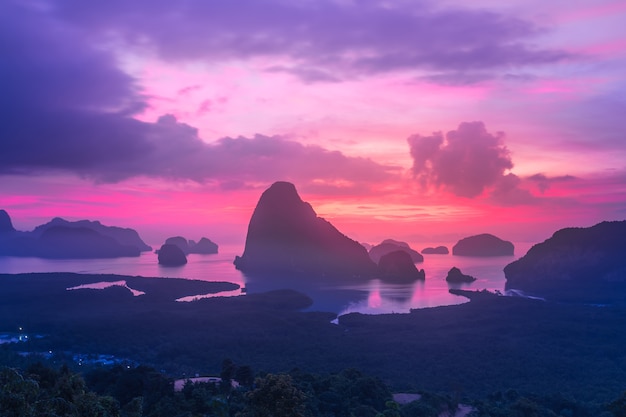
[190,237,219,254]
[33,217,152,252]
[422,246,449,255]
[368,239,424,263]
[234,181,376,279]
[0,210,151,259]
[452,233,514,256]
[159,236,219,255]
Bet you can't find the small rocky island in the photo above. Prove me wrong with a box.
[422,246,449,255]
[234,181,376,279]
[369,239,423,263]
[158,243,188,266]
[446,267,476,283]
[190,237,219,254]
[452,234,514,257]
[377,250,425,283]
[504,220,626,302]
[158,236,219,255]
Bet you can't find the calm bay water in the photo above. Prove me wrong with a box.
[0,243,534,315]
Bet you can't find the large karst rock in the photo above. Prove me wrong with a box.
[452,234,514,257]
[234,182,376,278]
[504,221,626,302]
[368,239,423,264]
[377,250,425,283]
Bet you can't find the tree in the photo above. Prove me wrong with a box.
[235,365,255,388]
[240,373,307,417]
[220,358,237,394]
[0,367,38,417]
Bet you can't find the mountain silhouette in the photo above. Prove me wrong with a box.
[33,217,152,252]
[8,226,140,259]
[0,210,149,259]
[504,220,626,302]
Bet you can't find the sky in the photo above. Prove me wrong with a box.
[1,0,625,248]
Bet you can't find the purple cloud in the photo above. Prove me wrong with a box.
[0,2,396,189]
[128,116,398,186]
[408,122,514,198]
[0,2,143,113]
[490,173,537,205]
[2,108,397,186]
[0,2,150,176]
[47,0,570,83]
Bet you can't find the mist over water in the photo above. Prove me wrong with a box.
[0,243,534,315]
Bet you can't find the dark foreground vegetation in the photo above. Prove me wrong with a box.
[2,273,626,415]
[2,359,626,416]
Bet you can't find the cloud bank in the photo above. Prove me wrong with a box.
[48,0,569,82]
[0,1,396,189]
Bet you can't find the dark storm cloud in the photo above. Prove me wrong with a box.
[47,0,570,82]
[408,122,514,198]
[0,2,143,113]
[0,1,396,187]
[0,1,150,175]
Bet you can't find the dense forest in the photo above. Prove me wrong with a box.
[2,357,626,416]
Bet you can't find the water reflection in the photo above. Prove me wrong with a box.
[67,280,146,296]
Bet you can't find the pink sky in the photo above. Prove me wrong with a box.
[1,0,625,249]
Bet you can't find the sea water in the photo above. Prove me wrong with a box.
[0,243,534,315]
